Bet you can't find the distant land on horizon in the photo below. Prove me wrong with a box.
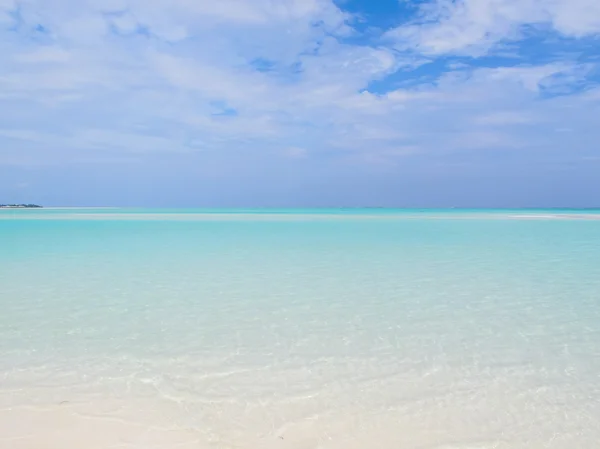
[0,204,43,208]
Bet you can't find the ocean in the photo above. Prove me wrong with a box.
[1,209,599,449]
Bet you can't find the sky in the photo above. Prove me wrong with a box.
[1,0,599,207]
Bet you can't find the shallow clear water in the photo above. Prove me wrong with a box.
[1,209,600,449]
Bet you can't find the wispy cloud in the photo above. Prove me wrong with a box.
[0,0,599,205]
[388,0,600,56]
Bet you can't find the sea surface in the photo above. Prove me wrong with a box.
[1,209,600,449]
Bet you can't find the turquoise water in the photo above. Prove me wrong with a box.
[1,209,600,448]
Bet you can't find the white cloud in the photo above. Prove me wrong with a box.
[0,0,15,25]
[389,0,600,56]
[482,63,590,92]
[0,0,599,172]
[474,111,535,125]
[15,47,71,63]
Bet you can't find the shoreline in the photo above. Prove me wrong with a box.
[2,210,600,221]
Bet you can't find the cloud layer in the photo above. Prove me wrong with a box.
[1,0,599,205]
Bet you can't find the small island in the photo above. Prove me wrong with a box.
[0,204,43,208]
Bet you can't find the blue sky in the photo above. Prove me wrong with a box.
[1,0,599,207]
